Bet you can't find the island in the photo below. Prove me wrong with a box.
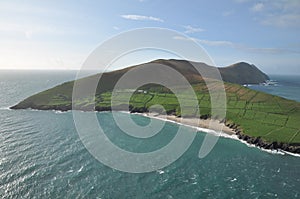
[11,59,300,154]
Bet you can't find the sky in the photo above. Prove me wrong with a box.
[0,0,299,74]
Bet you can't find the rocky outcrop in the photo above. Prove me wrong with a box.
[225,122,300,154]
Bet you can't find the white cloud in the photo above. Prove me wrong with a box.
[183,25,205,34]
[121,14,164,22]
[262,13,300,27]
[241,46,299,54]
[173,36,198,42]
[173,36,298,54]
[199,40,234,47]
[222,10,234,17]
[173,36,233,47]
[251,3,264,12]
[234,0,250,3]
[251,1,300,27]
[113,26,120,30]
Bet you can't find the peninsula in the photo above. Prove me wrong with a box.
[11,59,300,154]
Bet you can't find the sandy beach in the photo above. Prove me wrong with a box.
[144,112,236,135]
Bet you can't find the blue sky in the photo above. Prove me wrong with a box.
[0,0,299,74]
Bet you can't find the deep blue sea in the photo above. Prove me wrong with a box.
[0,71,299,198]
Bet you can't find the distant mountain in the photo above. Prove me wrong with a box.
[218,62,270,84]
[11,59,270,111]
[150,59,269,85]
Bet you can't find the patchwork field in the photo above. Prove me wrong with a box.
[10,59,300,147]
[12,81,300,145]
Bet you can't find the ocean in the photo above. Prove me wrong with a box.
[248,75,300,103]
[0,71,299,198]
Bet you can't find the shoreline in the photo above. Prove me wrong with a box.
[141,112,236,135]
[131,112,300,156]
[9,106,300,156]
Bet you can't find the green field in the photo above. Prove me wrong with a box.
[10,59,300,146]
[107,83,300,144]
[13,80,300,145]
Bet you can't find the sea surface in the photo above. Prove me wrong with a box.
[0,71,299,198]
[248,75,300,102]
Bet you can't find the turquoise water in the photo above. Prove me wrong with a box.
[0,71,299,198]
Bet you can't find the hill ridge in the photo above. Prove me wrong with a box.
[10,59,300,153]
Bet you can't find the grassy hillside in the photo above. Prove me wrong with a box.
[12,80,300,145]
[11,59,269,110]
[11,59,300,147]
[94,83,300,145]
[218,62,270,84]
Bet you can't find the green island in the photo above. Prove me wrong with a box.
[11,59,300,153]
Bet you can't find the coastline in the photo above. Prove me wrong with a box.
[142,112,236,135]
[9,105,300,155]
[132,112,300,156]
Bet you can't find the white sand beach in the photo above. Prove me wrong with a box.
[143,112,236,135]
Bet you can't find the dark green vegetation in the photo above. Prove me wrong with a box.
[218,62,269,84]
[11,59,300,152]
[87,83,300,145]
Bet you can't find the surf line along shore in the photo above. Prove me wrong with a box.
[130,112,300,155]
[138,112,235,135]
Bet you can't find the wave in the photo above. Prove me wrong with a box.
[78,166,84,173]
[7,108,299,157]
[133,112,299,157]
[0,106,11,110]
[54,110,70,114]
